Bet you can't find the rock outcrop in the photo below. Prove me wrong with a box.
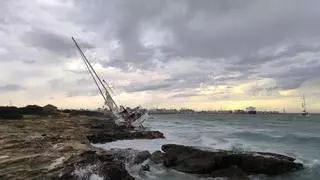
[48,150,134,180]
[87,130,164,144]
[158,144,303,178]
[150,150,164,164]
[110,148,151,165]
[133,151,152,164]
[0,116,165,179]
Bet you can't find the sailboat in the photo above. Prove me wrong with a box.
[72,37,148,128]
[301,94,310,117]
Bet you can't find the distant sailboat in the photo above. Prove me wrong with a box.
[301,95,310,117]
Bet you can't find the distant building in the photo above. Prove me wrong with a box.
[217,110,233,114]
[179,108,195,113]
[246,106,257,114]
[43,104,58,114]
[233,109,246,114]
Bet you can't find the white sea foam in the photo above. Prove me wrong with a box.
[89,174,103,180]
[128,163,216,180]
[304,159,320,168]
[94,139,169,152]
[73,164,97,178]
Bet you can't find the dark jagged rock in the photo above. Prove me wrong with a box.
[110,148,151,165]
[87,130,165,144]
[161,144,303,178]
[141,164,150,171]
[150,150,164,164]
[131,131,165,139]
[133,151,151,164]
[49,150,134,180]
[255,151,296,162]
[210,166,248,179]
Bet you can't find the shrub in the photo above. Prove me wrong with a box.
[61,109,72,113]
[69,110,108,117]
[19,105,44,115]
[0,106,23,119]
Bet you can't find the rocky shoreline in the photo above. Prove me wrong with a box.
[0,116,163,179]
[0,116,303,179]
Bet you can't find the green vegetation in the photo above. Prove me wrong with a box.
[0,105,110,120]
[0,106,23,119]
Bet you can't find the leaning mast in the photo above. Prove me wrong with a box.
[72,37,119,112]
[302,94,307,113]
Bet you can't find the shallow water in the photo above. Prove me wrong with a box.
[94,114,320,180]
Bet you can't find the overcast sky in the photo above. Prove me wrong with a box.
[1,0,320,112]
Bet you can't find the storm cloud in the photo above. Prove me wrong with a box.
[68,0,320,90]
[0,84,24,92]
[0,0,320,111]
[21,28,94,57]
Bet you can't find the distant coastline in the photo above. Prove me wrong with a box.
[148,108,281,115]
[149,112,282,115]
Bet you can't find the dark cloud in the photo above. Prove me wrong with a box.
[247,86,279,97]
[20,28,94,57]
[1,0,320,105]
[74,0,320,64]
[66,0,320,94]
[122,70,248,93]
[167,1,320,59]
[223,43,320,90]
[0,84,24,92]
[235,44,320,67]
[123,75,207,93]
[274,64,320,90]
[124,81,173,93]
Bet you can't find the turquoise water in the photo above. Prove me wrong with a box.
[96,114,320,179]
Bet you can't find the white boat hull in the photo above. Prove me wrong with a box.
[301,113,311,117]
[114,112,149,128]
[131,112,148,127]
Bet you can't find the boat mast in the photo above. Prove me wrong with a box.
[103,79,114,94]
[72,37,107,102]
[302,94,307,112]
[72,37,119,112]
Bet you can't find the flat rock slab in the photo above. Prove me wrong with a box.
[161,144,303,178]
[87,130,165,144]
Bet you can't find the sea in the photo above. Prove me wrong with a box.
[94,114,320,180]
